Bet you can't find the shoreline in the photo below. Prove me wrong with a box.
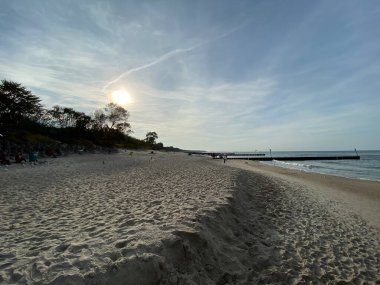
[262,160,380,183]
[1,152,379,283]
[227,159,380,232]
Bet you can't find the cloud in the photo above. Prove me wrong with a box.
[102,45,200,92]
[126,78,276,146]
[0,0,379,150]
[102,19,251,91]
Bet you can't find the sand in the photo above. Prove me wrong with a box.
[0,152,379,284]
[229,160,380,232]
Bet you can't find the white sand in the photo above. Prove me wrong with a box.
[0,153,379,284]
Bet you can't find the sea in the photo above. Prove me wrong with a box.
[230,150,380,182]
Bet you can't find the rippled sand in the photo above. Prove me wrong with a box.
[0,152,379,284]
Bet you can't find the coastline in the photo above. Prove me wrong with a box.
[1,152,379,284]
[228,159,380,232]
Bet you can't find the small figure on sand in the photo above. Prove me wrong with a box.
[29,151,38,165]
[15,151,26,163]
[223,154,227,164]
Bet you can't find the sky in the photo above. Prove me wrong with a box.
[0,0,379,151]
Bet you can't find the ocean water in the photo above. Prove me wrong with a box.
[258,150,380,182]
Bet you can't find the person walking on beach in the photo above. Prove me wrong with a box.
[223,154,227,164]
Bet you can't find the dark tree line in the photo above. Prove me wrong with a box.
[0,80,43,131]
[0,79,165,150]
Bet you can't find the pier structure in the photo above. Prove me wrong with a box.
[201,152,265,158]
[224,155,360,161]
[195,152,360,161]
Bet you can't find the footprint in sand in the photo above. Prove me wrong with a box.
[29,263,42,282]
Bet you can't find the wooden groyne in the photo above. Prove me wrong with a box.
[223,155,360,161]
[193,151,360,161]
[199,152,266,157]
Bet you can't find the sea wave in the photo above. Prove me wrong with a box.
[270,160,315,171]
[261,159,380,182]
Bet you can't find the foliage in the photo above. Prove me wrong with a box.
[145,131,158,145]
[43,106,91,129]
[153,142,164,150]
[145,132,164,150]
[26,133,58,144]
[93,103,131,133]
[0,79,170,150]
[0,80,43,132]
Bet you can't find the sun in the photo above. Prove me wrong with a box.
[110,89,132,105]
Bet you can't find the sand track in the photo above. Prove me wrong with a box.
[1,153,379,284]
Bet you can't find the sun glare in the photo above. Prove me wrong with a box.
[111,89,132,105]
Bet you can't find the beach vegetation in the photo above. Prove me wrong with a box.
[145,131,164,150]
[0,79,43,132]
[43,106,92,129]
[0,79,176,152]
[145,131,158,145]
[93,103,131,133]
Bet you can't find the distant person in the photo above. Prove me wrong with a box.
[15,151,26,163]
[223,154,227,164]
[46,148,57,158]
[29,151,38,165]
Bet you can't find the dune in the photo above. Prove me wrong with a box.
[0,152,379,284]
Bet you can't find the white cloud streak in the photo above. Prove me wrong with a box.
[102,20,250,92]
[1,1,378,150]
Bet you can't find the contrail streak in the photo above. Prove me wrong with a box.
[102,21,250,91]
[102,45,200,91]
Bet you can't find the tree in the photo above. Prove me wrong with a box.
[145,131,158,145]
[92,109,107,130]
[44,105,91,129]
[0,79,43,132]
[92,103,131,133]
[75,112,92,130]
[105,103,131,132]
[153,142,164,150]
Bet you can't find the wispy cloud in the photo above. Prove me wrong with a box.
[102,45,199,92]
[0,0,379,150]
[102,20,250,91]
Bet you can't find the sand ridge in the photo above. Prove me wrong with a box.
[1,152,379,284]
[0,152,238,284]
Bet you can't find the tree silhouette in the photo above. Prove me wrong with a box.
[145,131,158,145]
[0,79,43,132]
[93,103,131,133]
[0,79,173,150]
[44,105,91,129]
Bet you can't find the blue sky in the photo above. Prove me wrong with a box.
[1,0,379,151]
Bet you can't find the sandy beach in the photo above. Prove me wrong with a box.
[1,152,379,284]
[229,160,380,233]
